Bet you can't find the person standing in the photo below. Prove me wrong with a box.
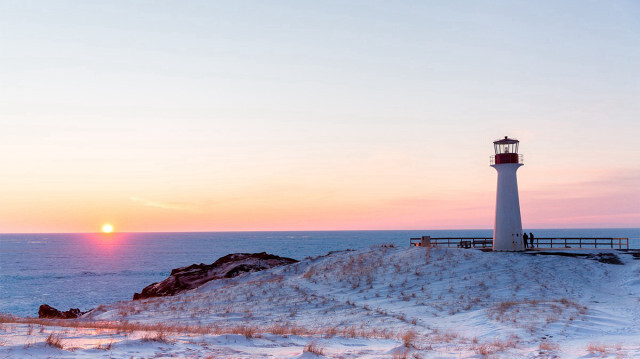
[529,232,535,248]
[523,232,529,249]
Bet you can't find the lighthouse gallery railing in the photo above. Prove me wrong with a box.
[490,154,524,165]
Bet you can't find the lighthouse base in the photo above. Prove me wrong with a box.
[492,233,525,251]
[492,163,524,251]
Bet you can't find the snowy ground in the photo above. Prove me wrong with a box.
[2,245,640,358]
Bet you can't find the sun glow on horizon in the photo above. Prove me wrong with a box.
[101,223,114,233]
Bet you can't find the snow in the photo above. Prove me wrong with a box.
[2,245,640,358]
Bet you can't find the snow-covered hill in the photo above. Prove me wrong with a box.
[2,245,640,358]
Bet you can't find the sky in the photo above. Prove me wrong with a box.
[0,1,638,233]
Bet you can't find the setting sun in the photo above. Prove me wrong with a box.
[101,223,114,233]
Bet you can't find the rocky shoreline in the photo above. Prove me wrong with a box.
[133,252,298,300]
[37,252,298,318]
[38,304,89,319]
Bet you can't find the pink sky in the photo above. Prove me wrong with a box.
[0,2,638,232]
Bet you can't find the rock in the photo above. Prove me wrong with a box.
[587,253,624,265]
[133,252,298,300]
[527,251,624,265]
[38,304,86,319]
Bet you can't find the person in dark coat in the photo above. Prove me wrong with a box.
[523,232,529,249]
[529,232,535,248]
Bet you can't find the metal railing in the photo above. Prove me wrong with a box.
[531,238,628,250]
[490,154,524,165]
[410,237,629,250]
[411,237,493,249]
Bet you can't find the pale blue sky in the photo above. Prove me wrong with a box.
[0,1,638,231]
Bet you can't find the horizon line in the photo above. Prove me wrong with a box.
[0,227,638,235]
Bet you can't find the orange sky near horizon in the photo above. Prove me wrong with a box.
[1,157,637,233]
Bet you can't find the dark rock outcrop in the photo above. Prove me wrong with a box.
[133,252,298,300]
[38,304,87,319]
[526,251,624,265]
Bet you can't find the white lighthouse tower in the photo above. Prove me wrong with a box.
[491,136,524,251]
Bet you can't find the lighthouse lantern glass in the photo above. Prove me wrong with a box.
[494,142,518,155]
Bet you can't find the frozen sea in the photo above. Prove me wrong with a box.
[1,228,638,317]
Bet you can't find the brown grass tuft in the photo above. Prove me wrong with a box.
[94,340,114,350]
[45,332,64,349]
[141,330,171,343]
[392,347,410,359]
[539,341,559,351]
[238,325,256,338]
[587,342,607,354]
[0,314,402,343]
[401,330,417,348]
[303,341,325,356]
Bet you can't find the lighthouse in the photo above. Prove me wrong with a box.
[491,136,524,251]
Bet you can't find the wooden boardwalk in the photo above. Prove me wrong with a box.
[410,237,629,250]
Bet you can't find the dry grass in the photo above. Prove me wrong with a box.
[233,325,257,338]
[94,340,113,350]
[488,298,586,328]
[0,314,407,341]
[45,332,64,349]
[267,323,312,336]
[587,342,607,354]
[303,341,325,356]
[539,341,559,351]
[302,248,389,289]
[431,330,458,344]
[22,338,36,349]
[472,343,497,356]
[471,336,520,356]
[140,330,172,343]
[392,347,411,359]
[401,330,417,348]
[1,315,206,336]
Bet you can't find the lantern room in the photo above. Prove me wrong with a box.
[491,136,523,165]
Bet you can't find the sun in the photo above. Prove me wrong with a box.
[101,223,114,233]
